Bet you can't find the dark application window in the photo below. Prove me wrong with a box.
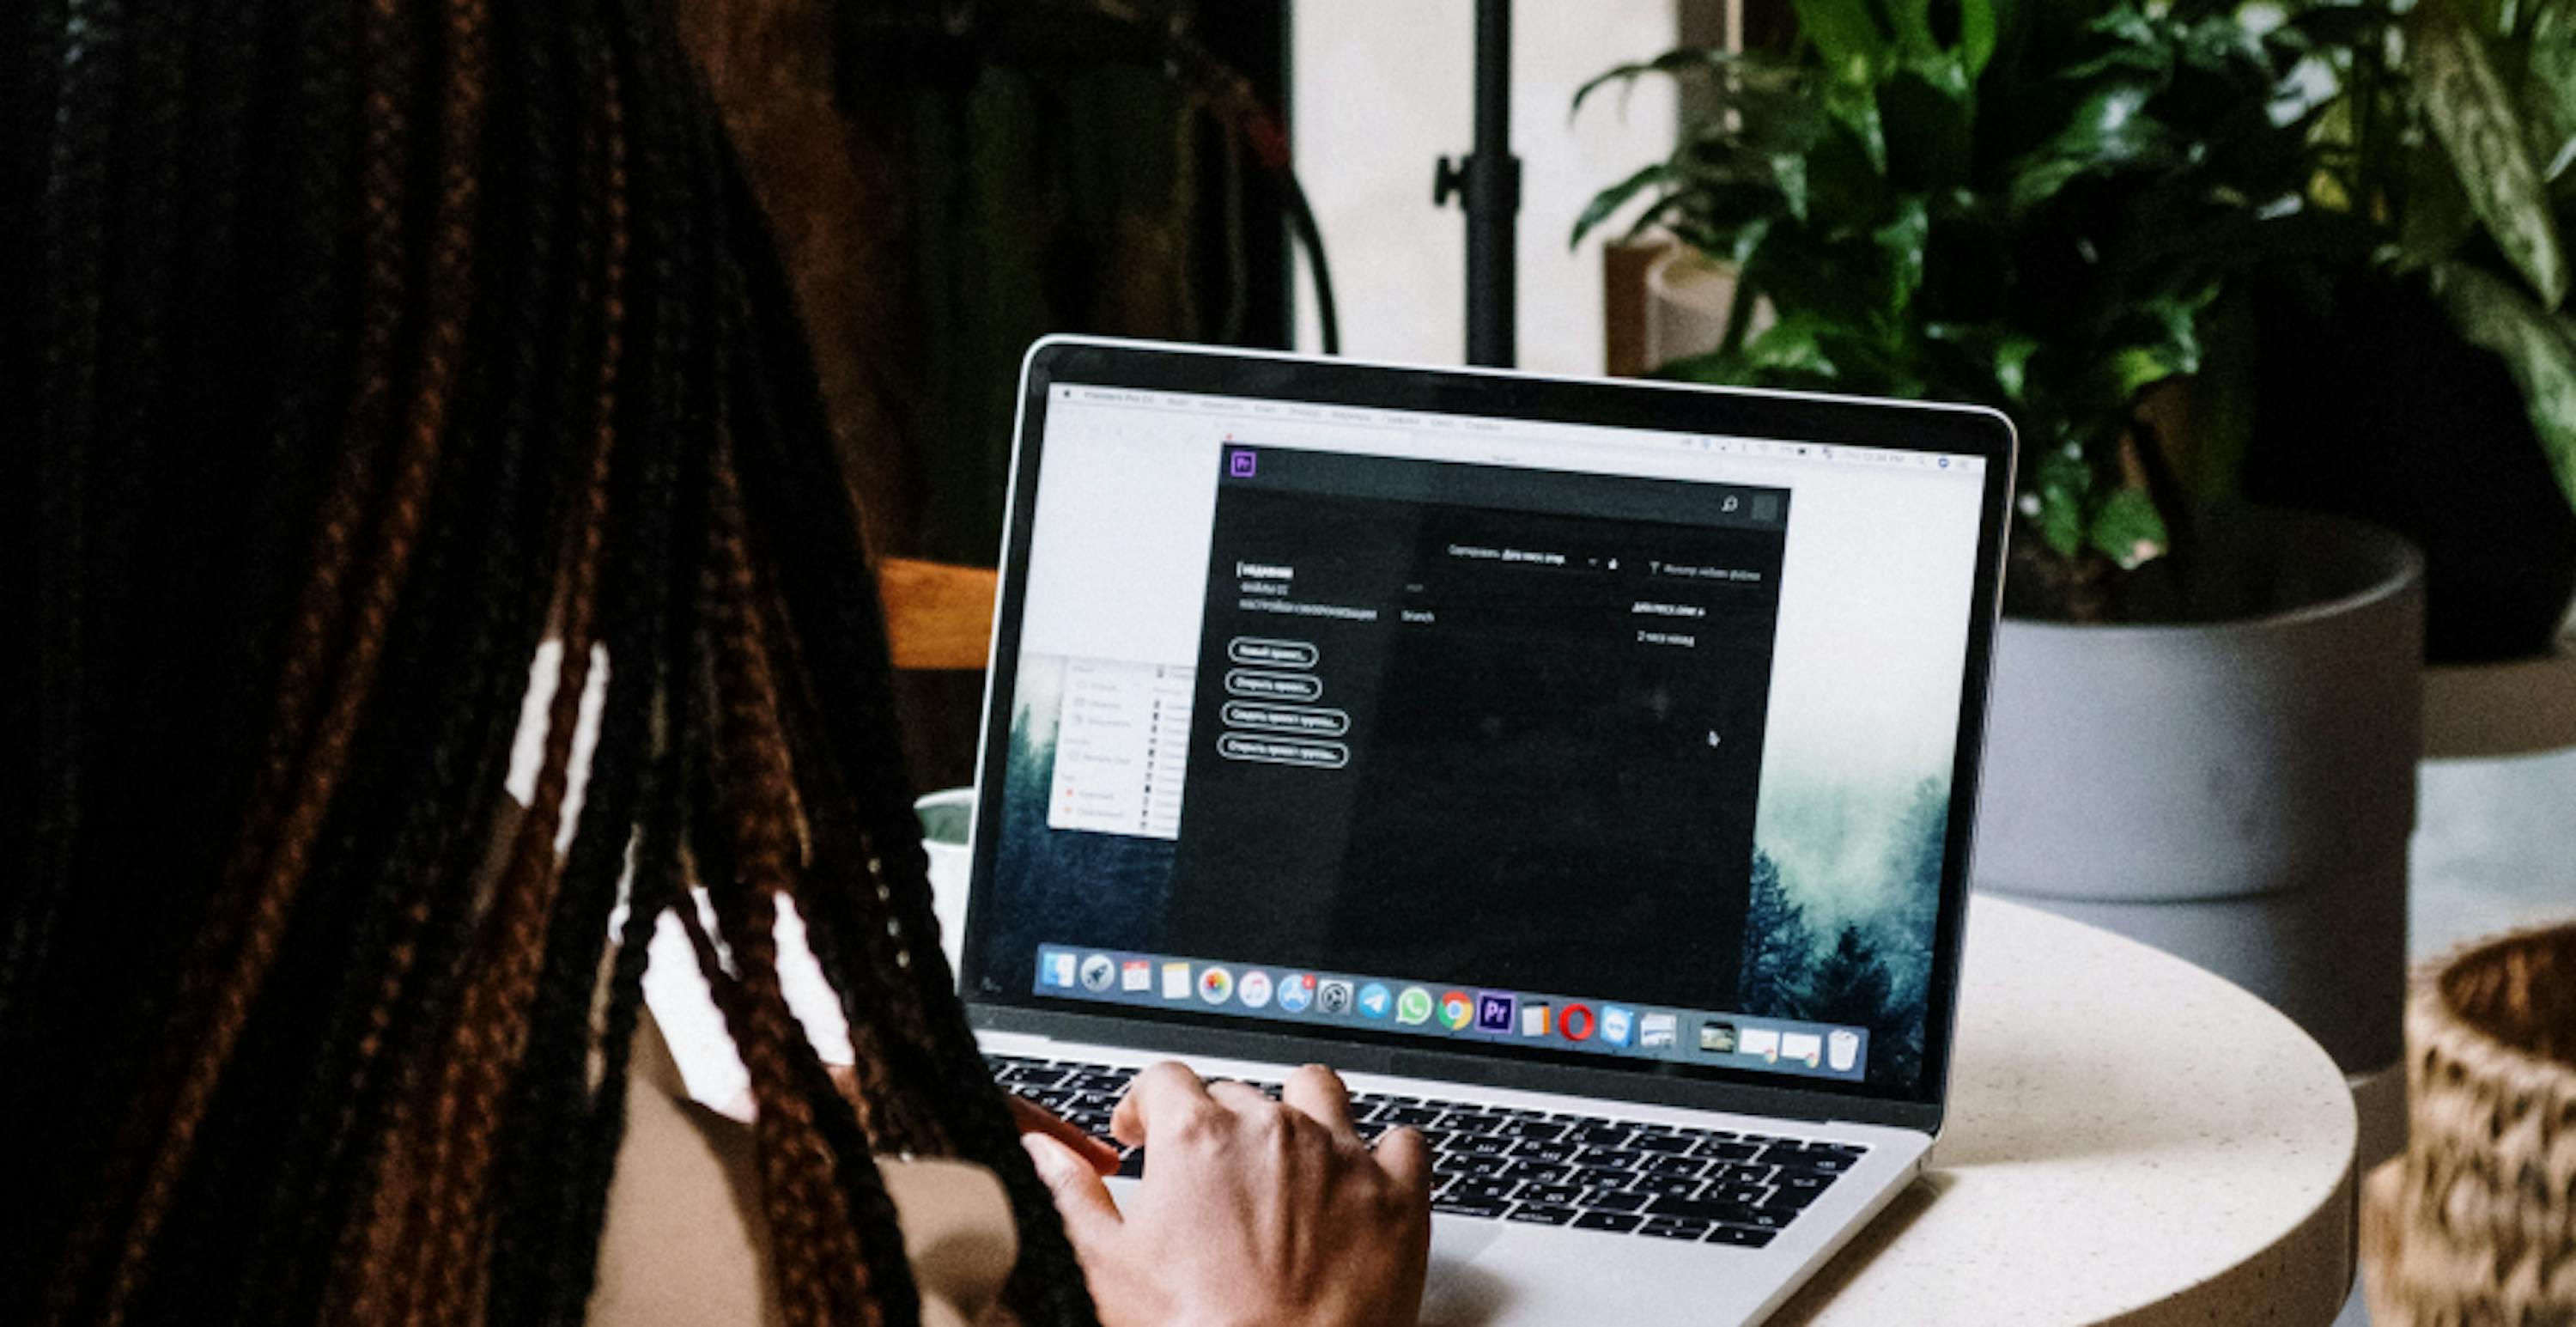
[1160,446,1789,1011]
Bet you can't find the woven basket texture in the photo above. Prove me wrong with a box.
[2362,920,2576,1326]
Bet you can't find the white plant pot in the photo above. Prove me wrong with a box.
[1974,508,2425,1076]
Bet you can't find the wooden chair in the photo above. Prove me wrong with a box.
[875,557,999,670]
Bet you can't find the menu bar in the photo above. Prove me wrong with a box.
[1052,384,1985,478]
[1033,944,1870,1083]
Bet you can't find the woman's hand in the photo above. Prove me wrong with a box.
[1020,1062,1431,1327]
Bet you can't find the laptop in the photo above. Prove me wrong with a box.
[961,336,2015,1324]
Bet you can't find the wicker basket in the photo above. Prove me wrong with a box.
[2361,919,2576,1324]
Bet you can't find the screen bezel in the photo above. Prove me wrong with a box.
[960,336,2016,1136]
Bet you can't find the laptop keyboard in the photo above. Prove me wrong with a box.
[986,1054,1862,1248]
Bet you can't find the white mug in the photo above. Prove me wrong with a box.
[913,787,975,974]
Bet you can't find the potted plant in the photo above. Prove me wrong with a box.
[1577,0,2424,1099]
[2237,0,2576,663]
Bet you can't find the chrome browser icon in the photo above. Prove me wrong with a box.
[1437,990,1473,1031]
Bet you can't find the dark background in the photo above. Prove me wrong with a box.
[1163,453,1788,1009]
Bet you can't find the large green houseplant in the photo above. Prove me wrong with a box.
[1575,0,2351,619]
[1578,0,2428,1091]
[2240,0,2576,660]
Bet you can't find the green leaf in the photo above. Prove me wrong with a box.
[1925,323,2042,403]
[1570,161,1674,247]
[2005,82,2180,214]
[2411,14,2571,308]
[1885,0,1940,58]
[1959,0,2001,76]
[1882,58,1977,189]
[1573,48,1722,113]
[1743,318,1839,377]
[2398,123,2482,260]
[1572,46,1804,115]
[2086,487,2169,569]
[1771,153,1811,223]
[2526,0,2576,176]
[1802,98,1891,218]
[2105,293,2208,399]
[2426,260,2576,513]
[2173,13,2268,78]
[1795,0,1893,87]
[1995,334,2041,402]
[1872,195,1931,316]
[2029,447,2094,559]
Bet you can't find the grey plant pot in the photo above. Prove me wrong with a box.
[1974,508,2424,1075]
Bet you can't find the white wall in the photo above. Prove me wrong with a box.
[1291,0,1680,376]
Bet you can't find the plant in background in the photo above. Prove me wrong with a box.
[2284,0,2576,522]
[1577,0,2334,620]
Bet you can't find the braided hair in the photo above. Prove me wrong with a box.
[1,2,1103,1324]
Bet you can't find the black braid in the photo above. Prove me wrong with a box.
[698,107,934,1319]
[548,184,725,1320]
[216,10,581,1297]
[487,11,679,1315]
[711,135,1103,1327]
[118,0,549,1302]
[11,0,1122,1321]
[2,3,92,1312]
[18,0,122,1093]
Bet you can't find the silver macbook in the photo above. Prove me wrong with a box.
[961,336,2014,1324]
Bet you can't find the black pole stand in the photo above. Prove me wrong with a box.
[1433,0,1519,368]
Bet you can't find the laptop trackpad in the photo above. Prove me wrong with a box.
[1419,1220,1513,1326]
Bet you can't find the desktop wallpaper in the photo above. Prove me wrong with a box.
[981,651,1958,1092]
[981,656,1178,970]
[1741,776,1947,1089]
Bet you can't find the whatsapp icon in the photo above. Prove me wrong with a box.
[1394,986,1434,1026]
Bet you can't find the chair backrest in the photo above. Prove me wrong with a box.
[876,558,998,671]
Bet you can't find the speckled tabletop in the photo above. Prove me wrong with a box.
[1775,892,2357,1326]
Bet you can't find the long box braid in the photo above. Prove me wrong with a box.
[3,0,1107,1323]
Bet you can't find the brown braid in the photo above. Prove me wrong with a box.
[16,0,1111,1320]
[26,0,427,1313]
[391,18,617,1317]
[702,440,879,1327]
[79,0,486,1305]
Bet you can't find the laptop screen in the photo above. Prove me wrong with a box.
[964,347,2002,1105]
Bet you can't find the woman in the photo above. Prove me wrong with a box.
[0,1,1428,1323]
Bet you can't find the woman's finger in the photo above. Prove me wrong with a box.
[1203,1078,1273,1117]
[1280,1063,1357,1142]
[1111,1061,1217,1149]
[1023,1134,1124,1241]
[1373,1125,1433,1197]
[1008,1093,1120,1176]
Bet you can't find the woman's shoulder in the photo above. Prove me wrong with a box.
[588,1014,1020,1327]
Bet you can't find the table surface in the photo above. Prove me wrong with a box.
[647,853,2361,1325]
[1777,892,2357,1326]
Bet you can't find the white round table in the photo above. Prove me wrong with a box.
[1777,893,2357,1325]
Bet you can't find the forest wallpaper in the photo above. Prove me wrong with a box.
[987,652,1954,1090]
[1740,777,1948,1089]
